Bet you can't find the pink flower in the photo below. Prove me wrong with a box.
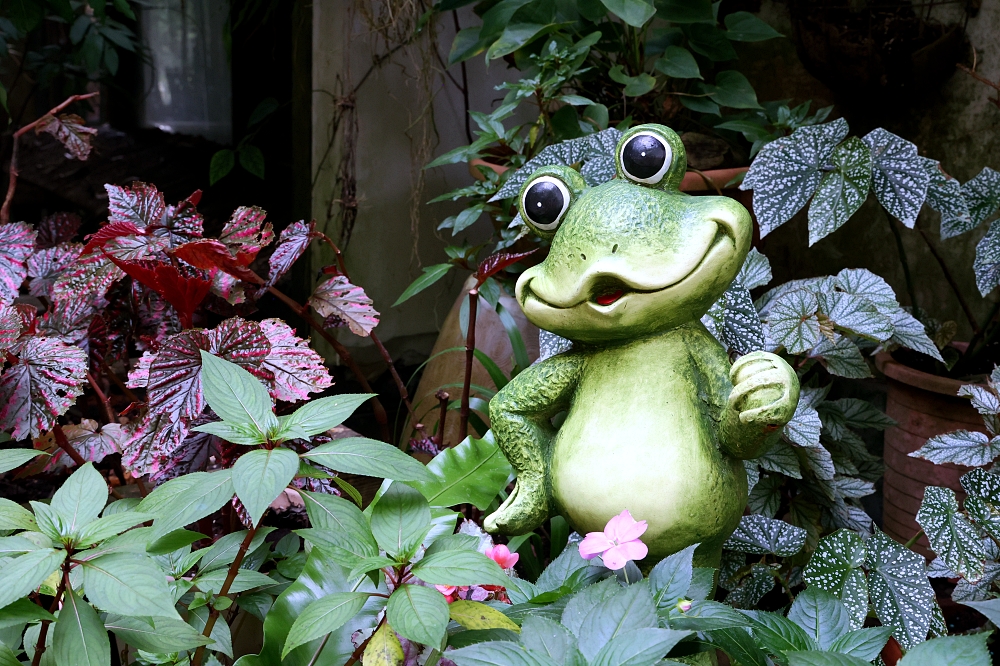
[578,509,649,570]
[485,544,519,570]
[676,599,692,612]
[435,585,457,596]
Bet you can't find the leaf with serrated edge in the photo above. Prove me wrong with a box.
[866,530,935,650]
[916,486,986,580]
[302,437,431,482]
[278,393,371,440]
[81,552,181,618]
[309,275,380,337]
[281,591,369,659]
[53,585,110,666]
[0,337,87,439]
[807,137,872,245]
[863,128,929,228]
[258,318,333,402]
[787,587,850,650]
[910,430,1000,467]
[768,289,821,353]
[921,158,973,239]
[724,515,806,557]
[411,549,510,587]
[232,448,299,526]
[199,350,277,436]
[804,530,869,629]
[962,167,1000,229]
[0,548,65,610]
[387,583,450,647]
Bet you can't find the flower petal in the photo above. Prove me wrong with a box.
[602,545,629,570]
[618,539,648,563]
[579,532,613,559]
[606,509,647,542]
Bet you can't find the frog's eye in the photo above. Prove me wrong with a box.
[620,132,671,185]
[522,176,571,231]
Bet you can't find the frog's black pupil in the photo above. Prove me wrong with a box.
[622,134,666,180]
[524,181,565,226]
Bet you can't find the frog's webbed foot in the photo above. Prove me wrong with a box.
[728,351,799,430]
[484,478,549,536]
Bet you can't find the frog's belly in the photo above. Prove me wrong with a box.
[550,380,746,559]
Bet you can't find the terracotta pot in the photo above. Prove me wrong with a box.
[875,352,986,557]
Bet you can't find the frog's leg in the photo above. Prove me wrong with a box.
[719,351,800,459]
[484,352,585,536]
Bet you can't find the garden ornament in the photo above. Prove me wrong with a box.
[484,124,800,568]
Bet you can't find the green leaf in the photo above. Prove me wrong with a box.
[0,498,36,531]
[364,622,406,665]
[828,627,893,662]
[247,97,280,126]
[54,586,110,666]
[413,433,512,510]
[654,45,701,79]
[146,528,205,556]
[724,11,782,41]
[0,597,55,629]
[474,350,509,391]
[278,393,373,439]
[199,350,277,437]
[866,530,935,650]
[962,166,1000,229]
[649,543,695,611]
[189,605,233,658]
[787,652,869,666]
[686,23,736,60]
[299,489,378,557]
[0,548,65,610]
[448,641,559,665]
[80,552,180,618]
[608,65,657,96]
[347,555,397,580]
[915,486,986,580]
[210,149,236,185]
[745,610,817,656]
[706,626,770,666]
[449,600,521,632]
[787,587,850,650]
[803,530,868,629]
[807,137,872,245]
[578,584,657,660]
[51,462,107,533]
[281,592,370,659]
[136,469,233,537]
[106,614,212,653]
[711,71,761,109]
[232,448,299,526]
[0,644,17,666]
[302,437,431,482]
[411,549,510,586]
[486,23,550,60]
[195,568,275,595]
[591,627,691,666]
[0,534,39,557]
[387,584,450,647]
[519,616,580,663]
[370,482,431,558]
[0,448,46,474]
[393,264,453,307]
[192,420,267,445]
[724,515,806,557]
[655,0,713,23]
[75,511,153,546]
[198,528,274,573]
[897,633,991,666]
[600,0,655,27]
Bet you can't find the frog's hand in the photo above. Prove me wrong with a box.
[720,351,800,459]
[483,351,584,536]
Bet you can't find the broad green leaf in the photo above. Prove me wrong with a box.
[189,605,234,658]
[685,23,736,60]
[866,530,934,650]
[654,45,701,79]
[192,420,267,445]
[146,529,207,556]
[915,486,986,580]
[281,592,369,659]
[410,549,511,587]
[757,439,802,479]
[803,530,868,629]
[302,437,431,482]
[724,11,782,41]
[199,351,277,436]
[519,616,580,663]
[578,584,657,660]
[278,394,373,439]
[75,511,153,546]
[0,643,18,666]
[828,627,893,662]
[210,149,235,185]
[862,128,929,228]
[448,641,559,666]
[910,430,1000,467]
[486,23,550,60]
[0,535,39,557]
[195,568,275,595]
[414,433,512,510]
[393,264,453,306]
[136,470,234,537]
[787,587,850,650]
[784,402,822,448]
[106,613,212,653]
[723,515,806,557]
[198,527,274,573]
[591,627,691,666]
[232,448,299,526]
[449,600,521,632]
[0,498,36,531]
[0,448,46,474]
[347,555,398,581]
[768,290,821,353]
[370,482,431,558]
[608,65,657,96]
[51,462,107,533]
[706,626,770,666]
[299,490,377,557]
[649,543,695,610]
[807,137,871,245]
[655,0,712,22]
[711,71,761,109]
[54,586,110,666]
[0,548,65,610]
[897,633,991,666]
[787,652,869,666]
[80,552,180,618]
[744,610,817,656]
[600,0,655,27]
[364,622,405,666]
[387,584,450,647]
[0,597,55,628]
[239,144,265,179]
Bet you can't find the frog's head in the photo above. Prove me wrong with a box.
[515,124,752,344]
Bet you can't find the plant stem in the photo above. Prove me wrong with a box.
[2,92,99,225]
[87,371,116,424]
[53,424,86,467]
[433,390,450,447]
[306,633,332,666]
[887,217,919,314]
[460,288,478,440]
[191,525,258,666]
[904,529,924,549]
[915,226,980,334]
[100,358,140,404]
[31,556,70,666]
[344,617,384,666]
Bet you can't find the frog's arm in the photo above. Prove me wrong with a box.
[484,352,585,536]
[719,351,800,459]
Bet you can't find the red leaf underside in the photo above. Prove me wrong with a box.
[0,222,37,304]
[309,275,380,337]
[475,249,538,286]
[36,212,82,248]
[82,221,145,256]
[35,113,97,161]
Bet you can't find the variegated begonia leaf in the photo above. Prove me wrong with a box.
[0,305,21,351]
[883,308,943,362]
[0,222,36,304]
[767,289,821,354]
[0,337,88,439]
[35,113,97,160]
[721,282,764,355]
[920,158,973,239]
[740,118,850,237]
[961,166,1000,229]
[27,243,83,299]
[916,486,986,581]
[866,529,935,650]
[952,560,1000,602]
[958,383,1000,435]
[756,438,802,479]
[965,495,1000,544]
[265,220,320,289]
[862,128,929,228]
[39,298,99,347]
[973,219,1000,296]
[259,318,333,402]
[148,423,224,485]
[159,190,205,243]
[798,442,836,481]
[36,212,82,248]
[725,563,776,609]
[310,275,380,337]
[818,291,893,342]
[817,398,895,439]
[961,467,1000,503]
[909,430,1000,467]
[122,411,190,476]
[831,475,875,499]
[51,253,124,300]
[809,334,870,379]
[807,136,872,245]
[136,290,181,352]
[219,206,273,259]
[803,529,869,629]
[106,182,166,228]
[33,420,126,473]
[834,268,898,314]
[784,401,821,448]
[724,514,807,557]
[737,247,772,290]
[747,474,781,517]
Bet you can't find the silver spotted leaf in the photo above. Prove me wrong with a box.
[865,529,935,650]
[807,136,872,245]
[952,560,1000,602]
[725,563,776,609]
[921,158,973,239]
[962,166,1000,229]
[818,291,893,342]
[804,529,868,629]
[965,495,1000,543]
[0,337,88,439]
[915,486,986,581]
[721,282,765,355]
[741,118,849,236]
[309,275,380,337]
[862,128,929,228]
[973,219,1000,296]
[829,498,874,536]
[767,289,821,354]
[961,468,1000,503]
[909,430,1000,468]
[723,514,807,557]
[737,248,772,290]
[784,401,822,448]
[834,268,899,315]
[809,334,870,379]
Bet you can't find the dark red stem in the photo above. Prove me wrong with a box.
[459,289,478,440]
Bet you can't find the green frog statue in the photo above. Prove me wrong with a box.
[484,124,800,569]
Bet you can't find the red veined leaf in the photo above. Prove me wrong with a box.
[147,421,224,485]
[35,113,98,160]
[27,243,83,298]
[171,239,263,283]
[135,288,180,352]
[87,311,129,371]
[220,206,273,261]
[103,254,211,329]
[160,190,205,242]
[146,329,212,420]
[30,420,126,473]
[265,220,320,288]
[0,222,37,304]
[105,182,166,229]
[36,212,82,248]
[474,249,537,287]
[51,253,124,301]
[14,303,38,336]
[208,316,270,373]
[309,275,379,337]
[127,351,155,389]
[82,221,145,256]
[122,411,189,476]
[0,305,21,351]
[0,337,88,439]
[259,318,333,402]
[39,297,98,346]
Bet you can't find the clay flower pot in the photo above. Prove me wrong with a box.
[875,351,986,557]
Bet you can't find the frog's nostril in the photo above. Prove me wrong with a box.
[581,253,587,261]
[612,244,618,254]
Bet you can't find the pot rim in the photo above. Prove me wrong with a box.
[874,351,972,397]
